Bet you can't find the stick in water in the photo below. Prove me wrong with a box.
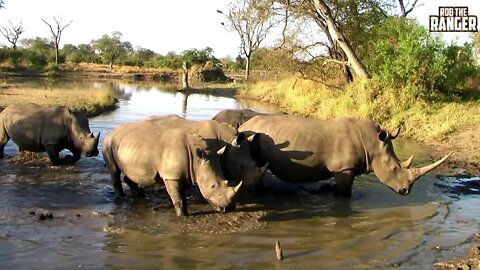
[275,241,283,260]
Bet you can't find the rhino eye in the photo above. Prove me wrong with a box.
[239,165,244,171]
[211,184,217,189]
[79,135,83,140]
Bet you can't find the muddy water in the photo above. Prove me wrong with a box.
[1,80,479,269]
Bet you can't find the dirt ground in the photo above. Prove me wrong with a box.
[426,127,480,177]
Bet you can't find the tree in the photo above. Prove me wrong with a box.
[20,37,51,66]
[42,16,73,66]
[397,0,421,17]
[181,47,214,65]
[218,0,279,80]
[92,31,130,69]
[270,0,393,81]
[0,20,24,50]
[310,0,369,78]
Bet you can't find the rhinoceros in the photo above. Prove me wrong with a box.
[0,103,100,165]
[145,114,268,187]
[102,121,243,216]
[239,115,452,196]
[212,109,283,129]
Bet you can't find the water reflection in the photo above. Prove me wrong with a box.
[1,79,479,269]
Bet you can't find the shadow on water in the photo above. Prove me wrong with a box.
[2,79,480,269]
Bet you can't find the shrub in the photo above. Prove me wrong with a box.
[365,17,477,98]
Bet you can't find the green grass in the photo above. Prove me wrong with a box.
[238,76,480,141]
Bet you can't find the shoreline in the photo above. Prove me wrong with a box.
[1,74,479,268]
[236,91,480,178]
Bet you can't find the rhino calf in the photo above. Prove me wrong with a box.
[239,115,452,196]
[0,103,100,165]
[102,121,242,216]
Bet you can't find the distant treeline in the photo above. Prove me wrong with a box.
[0,31,246,72]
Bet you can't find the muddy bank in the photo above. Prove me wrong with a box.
[426,127,480,177]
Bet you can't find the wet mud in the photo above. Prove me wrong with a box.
[1,81,480,269]
[2,151,480,269]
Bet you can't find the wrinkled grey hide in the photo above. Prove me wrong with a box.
[0,103,100,165]
[145,114,268,188]
[212,109,283,129]
[239,115,452,196]
[102,121,242,216]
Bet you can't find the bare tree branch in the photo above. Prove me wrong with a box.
[42,16,73,66]
[398,0,422,17]
[0,20,25,50]
[219,0,280,80]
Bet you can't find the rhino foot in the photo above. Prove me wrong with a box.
[317,183,337,194]
[61,155,77,165]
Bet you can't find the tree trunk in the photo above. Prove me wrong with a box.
[180,61,190,90]
[245,53,251,80]
[55,45,59,66]
[398,0,407,16]
[109,58,114,70]
[312,0,369,78]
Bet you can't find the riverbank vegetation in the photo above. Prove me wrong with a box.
[241,17,479,139]
[0,1,479,153]
[0,83,118,116]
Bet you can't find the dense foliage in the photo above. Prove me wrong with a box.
[364,17,477,97]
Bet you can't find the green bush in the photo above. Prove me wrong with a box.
[25,50,47,67]
[46,63,60,77]
[365,17,477,97]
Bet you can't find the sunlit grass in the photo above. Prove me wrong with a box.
[60,63,179,75]
[0,85,118,116]
[239,76,480,141]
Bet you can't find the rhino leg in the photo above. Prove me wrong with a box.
[0,127,8,159]
[45,145,63,165]
[333,170,355,197]
[124,176,146,197]
[109,170,125,199]
[164,179,187,216]
[69,148,82,162]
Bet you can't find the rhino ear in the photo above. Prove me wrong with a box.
[378,130,388,142]
[233,132,246,146]
[248,133,262,162]
[195,146,205,159]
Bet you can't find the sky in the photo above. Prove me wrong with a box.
[0,0,479,59]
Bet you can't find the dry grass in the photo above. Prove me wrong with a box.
[0,85,118,116]
[239,76,480,141]
[61,63,178,74]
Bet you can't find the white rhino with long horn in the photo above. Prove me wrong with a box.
[239,115,452,196]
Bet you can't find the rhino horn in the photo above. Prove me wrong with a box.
[259,162,269,174]
[409,152,453,182]
[233,181,243,195]
[94,132,101,146]
[401,155,414,169]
